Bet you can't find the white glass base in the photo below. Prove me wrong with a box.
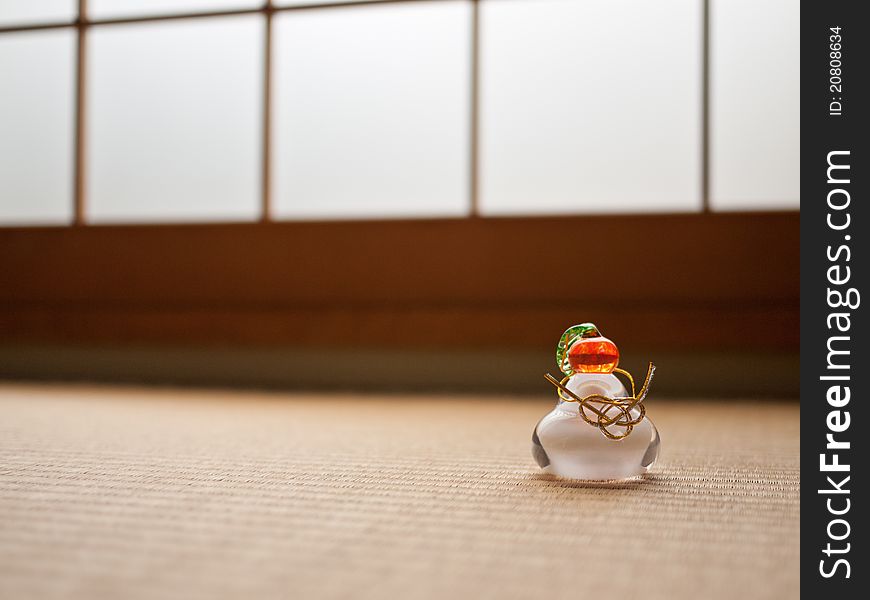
[532,373,660,480]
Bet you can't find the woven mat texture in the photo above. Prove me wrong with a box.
[0,385,799,600]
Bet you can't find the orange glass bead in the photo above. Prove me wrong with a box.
[567,336,620,373]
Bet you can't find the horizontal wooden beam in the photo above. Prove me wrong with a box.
[0,212,799,350]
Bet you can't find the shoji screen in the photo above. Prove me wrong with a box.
[0,30,75,224]
[710,0,800,210]
[86,17,263,223]
[479,0,703,215]
[272,1,471,220]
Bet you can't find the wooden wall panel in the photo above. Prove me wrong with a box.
[0,212,799,351]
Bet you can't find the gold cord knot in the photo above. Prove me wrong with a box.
[544,363,656,440]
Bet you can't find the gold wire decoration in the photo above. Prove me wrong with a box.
[543,363,656,440]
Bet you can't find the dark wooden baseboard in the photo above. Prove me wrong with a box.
[0,344,798,398]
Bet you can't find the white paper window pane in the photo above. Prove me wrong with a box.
[87,17,262,224]
[0,31,75,226]
[0,1,76,26]
[480,0,702,215]
[710,0,799,211]
[88,0,260,19]
[272,1,470,220]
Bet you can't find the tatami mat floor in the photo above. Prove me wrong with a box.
[0,385,799,600]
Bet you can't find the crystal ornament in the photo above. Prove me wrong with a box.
[534,323,660,480]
